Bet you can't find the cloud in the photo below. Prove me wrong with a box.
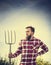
[0,0,51,14]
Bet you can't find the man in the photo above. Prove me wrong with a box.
[9,26,48,65]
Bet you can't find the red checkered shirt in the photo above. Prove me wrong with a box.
[11,36,48,65]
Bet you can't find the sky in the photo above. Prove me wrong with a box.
[0,0,51,65]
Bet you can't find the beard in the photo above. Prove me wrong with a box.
[26,35,31,41]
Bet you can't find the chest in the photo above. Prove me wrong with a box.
[21,41,40,50]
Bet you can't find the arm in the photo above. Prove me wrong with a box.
[9,41,22,58]
[38,41,49,56]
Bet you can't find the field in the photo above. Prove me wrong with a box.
[0,57,51,65]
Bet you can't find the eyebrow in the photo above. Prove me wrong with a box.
[26,31,29,32]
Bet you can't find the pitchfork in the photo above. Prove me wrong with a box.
[4,30,16,65]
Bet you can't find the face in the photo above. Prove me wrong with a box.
[26,28,34,37]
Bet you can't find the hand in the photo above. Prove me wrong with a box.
[8,53,13,58]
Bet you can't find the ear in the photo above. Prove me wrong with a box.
[32,32,34,35]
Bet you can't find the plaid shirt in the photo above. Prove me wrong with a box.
[11,36,48,65]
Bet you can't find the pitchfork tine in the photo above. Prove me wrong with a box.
[5,31,7,44]
[14,31,16,43]
[11,30,12,43]
[8,30,10,43]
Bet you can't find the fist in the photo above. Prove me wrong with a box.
[8,53,13,58]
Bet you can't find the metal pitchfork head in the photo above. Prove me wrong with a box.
[4,30,16,65]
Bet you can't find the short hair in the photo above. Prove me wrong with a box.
[26,26,35,33]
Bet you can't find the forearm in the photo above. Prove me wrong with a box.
[9,41,22,58]
[9,47,22,58]
[38,41,49,56]
[11,51,21,58]
[38,48,48,56]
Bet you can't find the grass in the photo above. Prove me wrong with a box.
[0,57,51,65]
[36,58,51,65]
[0,57,14,65]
